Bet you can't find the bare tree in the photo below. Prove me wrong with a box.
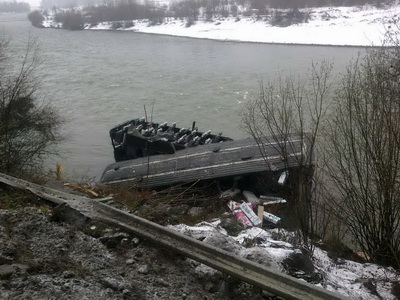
[325,37,400,267]
[242,22,400,268]
[242,61,332,254]
[0,37,64,174]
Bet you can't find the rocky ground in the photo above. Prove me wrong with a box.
[0,186,269,300]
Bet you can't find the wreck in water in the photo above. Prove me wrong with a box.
[100,118,311,187]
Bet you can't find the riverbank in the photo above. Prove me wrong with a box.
[43,4,399,46]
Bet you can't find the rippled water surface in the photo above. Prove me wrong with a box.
[1,13,363,179]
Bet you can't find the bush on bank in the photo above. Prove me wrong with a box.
[0,36,63,175]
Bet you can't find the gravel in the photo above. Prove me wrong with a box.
[0,207,267,300]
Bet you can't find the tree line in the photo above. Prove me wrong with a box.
[0,1,30,13]
[28,0,394,30]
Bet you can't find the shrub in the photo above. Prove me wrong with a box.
[270,8,309,27]
[0,37,63,174]
[185,17,195,27]
[111,21,123,29]
[55,10,85,30]
[242,61,333,254]
[325,34,400,268]
[124,20,135,28]
[28,10,45,28]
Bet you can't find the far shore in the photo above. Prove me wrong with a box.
[41,4,397,48]
[71,26,372,48]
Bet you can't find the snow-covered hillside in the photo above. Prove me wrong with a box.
[43,4,400,46]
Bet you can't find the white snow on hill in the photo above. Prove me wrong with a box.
[43,4,400,46]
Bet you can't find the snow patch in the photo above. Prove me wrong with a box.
[171,221,399,299]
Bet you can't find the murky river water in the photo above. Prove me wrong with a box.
[0,13,363,180]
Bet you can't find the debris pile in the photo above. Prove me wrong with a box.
[62,171,291,230]
[226,191,286,228]
[222,183,287,229]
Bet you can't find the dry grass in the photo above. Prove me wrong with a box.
[0,185,49,211]
[88,180,227,225]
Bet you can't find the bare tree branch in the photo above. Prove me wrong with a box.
[0,36,64,174]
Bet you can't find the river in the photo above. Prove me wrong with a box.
[0,13,363,180]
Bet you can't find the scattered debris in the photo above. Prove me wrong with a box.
[263,199,287,205]
[56,162,63,181]
[257,205,264,227]
[188,207,205,217]
[226,190,285,228]
[233,206,253,227]
[242,190,260,206]
[278,171,289,185]
[64,182,99,197]
[220,188,240,199]
[260,195,287,205]
[263,211,281,225]
[240,202,262,226]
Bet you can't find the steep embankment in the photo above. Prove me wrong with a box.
[0,180,399,299]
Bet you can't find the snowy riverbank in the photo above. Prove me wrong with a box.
[172,221,399,299]
[44,4,400,46]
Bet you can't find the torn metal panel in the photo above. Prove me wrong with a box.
[101,134,311,188]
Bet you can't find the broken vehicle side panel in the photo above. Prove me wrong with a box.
[101,135,309,188]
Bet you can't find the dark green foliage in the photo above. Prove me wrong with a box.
[268,0,392,9]
[270,8,310,27]
[170,0,199,21]
[55,10,85,30]
[185,17,196,27]
[84,0,165,24]
[124,20,134,28]
[111,21,123,29]
[41,0,392,28]
[28,10,45,28]
[220,216,246,236]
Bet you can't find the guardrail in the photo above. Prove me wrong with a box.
[0,173,346,300]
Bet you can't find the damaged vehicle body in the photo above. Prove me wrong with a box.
[109,118,232,162]
[101,118,312,188]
